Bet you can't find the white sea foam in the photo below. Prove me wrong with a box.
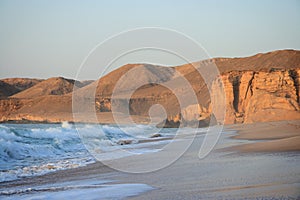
[0,178,153,200]
[61,121,72,129]
[0,123,177,182]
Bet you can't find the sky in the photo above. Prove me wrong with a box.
[0,0,300,80]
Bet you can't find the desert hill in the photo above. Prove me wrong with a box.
[1,49,300,125]
[95,64,176,96]
[1,78,43,91]
[13,77,79,99]
[0,81,20,98]
[0,78,42,98]
[214,49,300,73]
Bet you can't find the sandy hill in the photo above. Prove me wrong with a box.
[12,77,76,99]
[73,63,176,99]
[1,78,43,91]
[0,81,20,98]
[0,78,42,98]
[95,64,176,96]
[172,49,300,79]
[214,49,300,73]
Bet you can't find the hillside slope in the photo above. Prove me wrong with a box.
[12,77,76,98]
[0,78,42,98]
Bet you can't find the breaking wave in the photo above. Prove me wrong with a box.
[0,123,173,182]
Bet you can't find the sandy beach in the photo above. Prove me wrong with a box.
[227,120,300,153]
[0,120,300,199]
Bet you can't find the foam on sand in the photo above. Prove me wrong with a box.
[0,179,153,200]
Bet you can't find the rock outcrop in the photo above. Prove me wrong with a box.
[211,69,300,124]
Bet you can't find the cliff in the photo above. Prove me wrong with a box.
[0,49,300,125]
[212,69,300,124]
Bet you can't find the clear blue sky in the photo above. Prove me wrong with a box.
[0,0,299,79]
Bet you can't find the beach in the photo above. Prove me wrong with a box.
[228,120,300,153]
[0,120,299,199]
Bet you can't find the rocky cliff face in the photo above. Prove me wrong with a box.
[211,69,300,124]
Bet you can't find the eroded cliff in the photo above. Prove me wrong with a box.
[211,69,300,124]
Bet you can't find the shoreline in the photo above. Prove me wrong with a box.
[0,121,299,199]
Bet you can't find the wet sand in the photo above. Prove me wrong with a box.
[1,121,300,199]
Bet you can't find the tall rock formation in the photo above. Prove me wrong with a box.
[211,69,300,124]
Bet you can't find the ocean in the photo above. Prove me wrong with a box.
[0,123,180,182]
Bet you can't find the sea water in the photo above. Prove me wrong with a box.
[0,123,179,182]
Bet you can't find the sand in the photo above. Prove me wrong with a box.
[227,120,300,153]
[1,120,300,199]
